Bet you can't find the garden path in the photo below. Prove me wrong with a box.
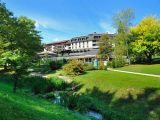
[108,68,160,78]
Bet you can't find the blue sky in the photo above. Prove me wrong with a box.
[3,0,160,43]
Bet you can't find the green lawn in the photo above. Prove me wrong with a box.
[0,82,90,120]
[115,64,160,75]
[74,70,160,119]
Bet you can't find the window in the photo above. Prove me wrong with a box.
[94,36,101,38]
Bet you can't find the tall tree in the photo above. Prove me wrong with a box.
[0,2,42,92]
[0,2,16,68]
[113,8,135,33]
[129,16,160,63]
[98,34,112,60]
[112,8,134,64]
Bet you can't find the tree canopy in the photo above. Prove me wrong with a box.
[0,2,42,66]
[98,34,112,59]
[112,8,134,66]
[0,2,42,92]
[112,8,135,33]
[129,16,160,63]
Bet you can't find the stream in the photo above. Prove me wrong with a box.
[52,91,103,120]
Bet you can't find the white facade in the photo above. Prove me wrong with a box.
[69,40,99,50]
[44,33,114,52]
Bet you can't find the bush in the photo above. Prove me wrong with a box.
[50,77,68,90]
[130,54,147,64]
[61,93,94,113]
[22,76,68,94]
[23,76,52,94]
[63,59,84,76]
[83,63,95,71]
[49,59,67,70]
[31,59,67,73]
[76,95,94,113]
[111,58,125,68]
[44,92,55,99]
[98,61,107,70]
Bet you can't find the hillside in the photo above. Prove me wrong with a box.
[0,82,89,120]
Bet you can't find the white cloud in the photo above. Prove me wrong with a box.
[34,17,66,30]
[33,16,88,34]
[52,38,59,42]
[99,21,116,34]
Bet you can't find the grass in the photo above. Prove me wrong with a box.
[0,81,90,120]
[74,70,160,97]
[4,63,159,119]
[46,69,66,78]
[74,70,160,119]
[115,64,160,75]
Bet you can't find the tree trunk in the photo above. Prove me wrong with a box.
[4,63,7,70]
[13,75,18,93]
[147,54,152,63]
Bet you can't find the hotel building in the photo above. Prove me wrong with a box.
[41,32,115,62]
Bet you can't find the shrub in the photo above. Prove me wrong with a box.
[49,59,67,70]
[130,54,147,64]
[23,76,51,94]
[22,76,68,94]
[83,63,95,71]
[31,59,67,73]
[50,77,68,90]
[61,93,94,113]
[44,92,55,99]
[111,58,125,68]
[98,61,107,70]
[61,93,79,109]
[76,95,94,113]
[63,59,84,76]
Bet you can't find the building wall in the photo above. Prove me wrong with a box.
[44,33,114,52]
[84,41,88,48]
[88,41,93,48]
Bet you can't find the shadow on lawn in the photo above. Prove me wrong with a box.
[1,69,160,120]
[76,85,160,120]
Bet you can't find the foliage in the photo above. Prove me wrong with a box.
[74,70,160,120]
[98,34,112,59]
[31,59,68,73]
[112,8,135,33]
[49,59,67,70]
[111,58,125,68]
[63,60,84,76]
[129,53,146,64]
[32,58,52,73]
[0,82,89,120]
[112,8,134,66]
[83,63,95,71]
[129,16,160,63]
[22,76,68,94]
[50,77,68,90]
[98,61,107,70]
[22,76,51,94]
[61,93,79,110]
[0,2,42,92]
[61,93,94,113]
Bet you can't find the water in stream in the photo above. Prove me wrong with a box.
[52,91,103,120]
[87,111,103,120]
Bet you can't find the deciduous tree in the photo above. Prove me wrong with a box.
[129,16,160,63]
[112,8,134,65]
[0,2,42,92]
[98,34,112,60]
